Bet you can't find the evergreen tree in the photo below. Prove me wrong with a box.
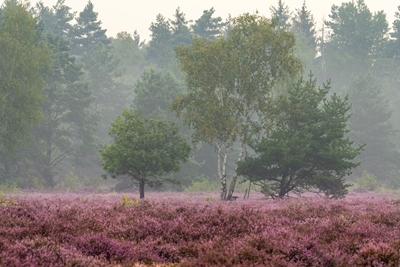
[170,7,192,48]
[81,44,127,142]
[192,8,224,40]
[324,0,389,90]
[238,75,362,199]
[26,33,98,187]
[292,1,316,49]
[34,0,75,39]
[71,0,110,56]
[111,31,144,86]
[387,6,400,59]
[347,75,400,186]
[147,13,173,67]
[270,0,291,29]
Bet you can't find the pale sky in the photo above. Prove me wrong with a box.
[29,0,398,40]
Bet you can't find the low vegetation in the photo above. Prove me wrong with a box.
[1,192,400,266]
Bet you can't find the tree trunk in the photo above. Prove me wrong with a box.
[227,141,245,201]
[217,143,228,200]
[139,179,145,199]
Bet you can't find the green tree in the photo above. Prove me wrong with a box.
[347,75,400,186]
[172,14,302,200]
[132,68,183,120]
[170,7,192,48]
[101,110,190,198]
[110,31,145,86]
[292,1,316,50]
[0,0,50,181]
[270,0,291,29]
[237,75,363,199]
[71,0,110,56]
[81,44,127,142]
[324,0,389,90]
[29,33,99,187]
[34,0,75,39]
[146,13,173,67]
[192,8,224,40]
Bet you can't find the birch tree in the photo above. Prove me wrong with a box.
[172,13,302,200]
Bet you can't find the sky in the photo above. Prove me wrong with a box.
[29,0,398,40]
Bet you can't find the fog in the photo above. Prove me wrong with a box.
[30,0,397,39]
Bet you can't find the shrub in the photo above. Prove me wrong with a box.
[356,171,379,191]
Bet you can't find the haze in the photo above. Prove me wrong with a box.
[30,0,397,39]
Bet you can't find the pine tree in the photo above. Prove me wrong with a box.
[71,0,110,55]
[147,13,173,67]
[270,0,291,29]
[192,8,224,40]
[170,7,192,48]
[34,0,75,40]
[292,1,316,49]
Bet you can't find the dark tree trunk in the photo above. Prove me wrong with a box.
[139,179,145,199]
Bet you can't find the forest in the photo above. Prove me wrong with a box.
[1,0,400,200]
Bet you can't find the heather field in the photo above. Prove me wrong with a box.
[1,191,400,266]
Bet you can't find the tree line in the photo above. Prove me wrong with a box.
[0,0,399,199]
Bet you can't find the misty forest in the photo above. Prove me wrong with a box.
[2,0,400,265]
[1,0,398,199]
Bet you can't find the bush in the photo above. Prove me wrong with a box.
[356,171,380,191]
[184,176,219,191]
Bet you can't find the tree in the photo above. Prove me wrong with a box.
[0,0,50,181]
[34,0,75,39]
[270,0,291,29]
[347,75,400,186]
[292,1,316,50]
[324,0,389,90]
[192,8,224,40]
[110,31,145,86]
[170,7,192,48]
[81,44,126,142]
[132,68,183,120]
[172,14,302,200]
[71,0,110,55]
[237,75,363,199]
[147,13,173,67]
[101,110,190,198]
[26,33,99,187]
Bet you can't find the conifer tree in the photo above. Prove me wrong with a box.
[71,0,110,55]
[270,0,291,29]
[192,8,224,40]
[147,13,173,67]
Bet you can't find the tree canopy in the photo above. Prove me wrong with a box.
[101,110,190,198]
[172,13,302,200]
[237,75,363,199]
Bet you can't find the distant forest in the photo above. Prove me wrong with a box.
[1,0,400,193]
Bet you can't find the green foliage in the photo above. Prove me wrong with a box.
[23,32,98,187]
[147,14,173,67]
[70,0,110,55]
[101,110,191,198]
[356,171,379,191]
[192,8,224,40]
[270,0,291,29]
[0,0,50,155]
[292,1,316,49]
[324,0,389,90]
[184,176,219,192]
[173,13,302,200]
[237,74,363,199]
[132,68,183,120]
[121,194,139,206]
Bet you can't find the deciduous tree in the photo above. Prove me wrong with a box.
[101,110,190,198]
[0,0,50,181]
[172,13,302,200]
